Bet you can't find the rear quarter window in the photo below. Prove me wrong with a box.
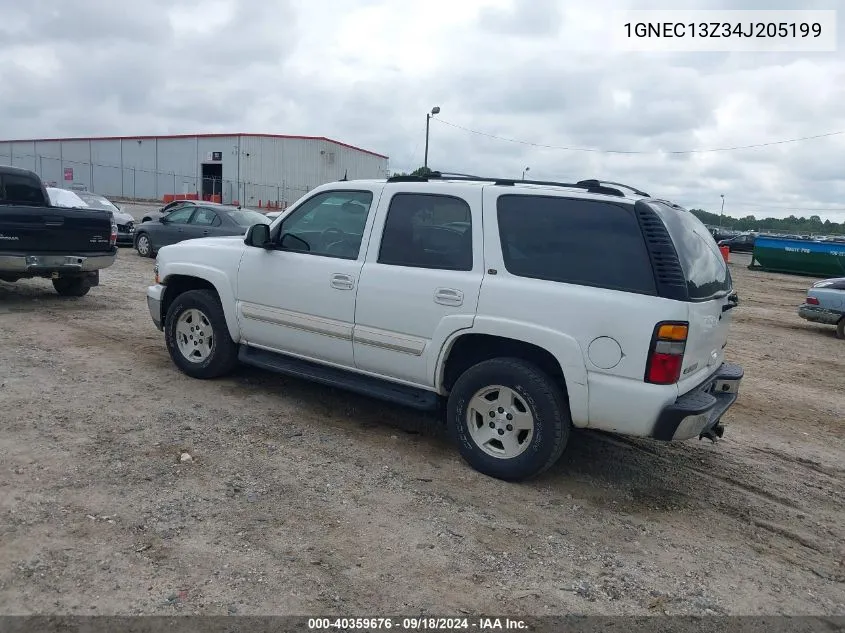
[650,201,732,300]
[496,194,657,295]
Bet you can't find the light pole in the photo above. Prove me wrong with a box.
[424,106,440,169]
[719,194,725,228]
[522,166,530,180]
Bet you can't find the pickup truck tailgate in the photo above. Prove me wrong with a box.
[0,206,113,252]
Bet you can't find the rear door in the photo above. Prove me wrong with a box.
[650,202,734,393]
[353,186,483,386]
[0,172,113,252]
[184,206,228,240]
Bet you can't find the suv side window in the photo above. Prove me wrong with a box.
[279,190,373,259]
[164,207,195,224]
[1,174,46,205]
[497,195,656,295]
[378,193,473,271]
[190,207,220,226]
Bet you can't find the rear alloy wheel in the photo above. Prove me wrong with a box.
[447,358,570,481]
[52,276,91,297]
[136,233,153,258]
[836,317,845,340]
[164,289,238,379]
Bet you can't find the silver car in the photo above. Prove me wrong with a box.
[798,277,845,339]
[74,191,137,246]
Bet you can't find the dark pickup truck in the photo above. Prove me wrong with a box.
[0,165,117,297]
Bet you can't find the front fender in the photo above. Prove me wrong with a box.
[161,262,241,342]
[435,317,590,427]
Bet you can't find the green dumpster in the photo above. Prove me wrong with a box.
[749,236,845,277]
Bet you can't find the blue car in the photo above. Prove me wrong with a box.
[798,277,845,339]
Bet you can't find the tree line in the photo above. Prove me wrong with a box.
[688,208,844,236]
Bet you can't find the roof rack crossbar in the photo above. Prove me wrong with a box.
[426,172,627,197]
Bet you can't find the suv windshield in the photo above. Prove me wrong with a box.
[650,201,733,301]
[228,209,271,227]
[76,192,118,212]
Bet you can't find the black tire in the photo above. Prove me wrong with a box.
[836,317,845,340]
[164,289,238,379]
[446,357,571,482]
[135,232,154,258]
[52,276,91,297]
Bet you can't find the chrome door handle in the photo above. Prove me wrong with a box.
[434,287,463,306]
[330,273,355,290]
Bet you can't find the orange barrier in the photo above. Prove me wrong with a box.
[720,245,730,263]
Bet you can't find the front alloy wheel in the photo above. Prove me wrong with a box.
[164,289,239,379]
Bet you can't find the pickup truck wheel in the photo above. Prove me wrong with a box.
[136,233,153,258]
[447,358,570,482]
[164,289,238,379]
[836,317,845,340]
[52,276,91,297]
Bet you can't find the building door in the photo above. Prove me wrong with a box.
[201,163,222,201]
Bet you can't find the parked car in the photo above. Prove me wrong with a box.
[0,166,117,296]
[73,191,136,246]
[798,277,845,339]
[140,200,225,224]
[264,211,282,220]
[134,204,270,257]
[718,233,756,253]
[146,173,743,482]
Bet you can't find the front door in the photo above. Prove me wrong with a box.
[353,187,484,387]
[157,205,196,247]
[236,187,382,368]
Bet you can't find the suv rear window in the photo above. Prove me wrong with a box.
[649,201,732,300]
[497,195,657,295]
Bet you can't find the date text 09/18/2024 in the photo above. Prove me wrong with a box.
[307,617,528,631]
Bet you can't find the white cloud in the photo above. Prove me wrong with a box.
[0,0,844,220]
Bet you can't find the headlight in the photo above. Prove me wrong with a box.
[153,263,160,284]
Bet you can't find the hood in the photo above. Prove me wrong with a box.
[813,277,845,288]
[113,211,135,224]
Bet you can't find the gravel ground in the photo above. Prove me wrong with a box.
[0,223,843,616]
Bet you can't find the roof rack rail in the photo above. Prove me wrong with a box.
[426,172,627,197]
[576,180,650,197]
[386,174,429,182]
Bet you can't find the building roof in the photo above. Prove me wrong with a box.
[0,133,389,160]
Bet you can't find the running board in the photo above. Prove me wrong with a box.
[238,346,440,411]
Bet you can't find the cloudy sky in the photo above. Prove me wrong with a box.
[1,0,844,220]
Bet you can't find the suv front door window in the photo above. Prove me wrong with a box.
[278,191,374,259]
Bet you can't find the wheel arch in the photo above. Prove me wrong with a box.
[435,320,589,426]
[160,266,240,341]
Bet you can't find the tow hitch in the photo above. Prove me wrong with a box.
[699,423,725,443]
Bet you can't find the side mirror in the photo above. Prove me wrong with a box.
[159,216,168,224]
[245,223,272,248]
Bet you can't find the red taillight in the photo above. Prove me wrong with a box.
[645,321,688,385]
[806,296,820,305]
[110,219,117,246]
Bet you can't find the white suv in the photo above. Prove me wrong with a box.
[146,173,743,481]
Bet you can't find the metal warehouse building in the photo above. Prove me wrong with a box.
[0,133,390,208]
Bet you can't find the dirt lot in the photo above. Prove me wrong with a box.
[0,230,843,615]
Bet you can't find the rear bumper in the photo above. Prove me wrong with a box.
[652,362,744,441]
[798,303,842,325]
[147,284,165,331]
[0,251,117,275]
